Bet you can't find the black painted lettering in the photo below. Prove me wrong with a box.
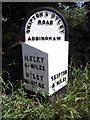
[28,22,32,25]
[63,77,66,82]
[46,20,49,25]
[34,81,37,85]
[36,64,39,70]
[53,37,56,41]
[57,73,61,79]
[61,72,63,76]
[26,72,29,77]
[51,76,54,81]
[45,12,48,17]
[42,37,44,40]
[50,20,53,25]
[26,30,30,33]
[38,20,41,25]
[49,37,52,40]
[42,20,45,24]
[57,37,61,40]
[41,57,44,63]
[32,16,36,20]
[59,79,62,83]
[33,74,36,79]
[43,66,46,71]
[35,82,37,85]
[31,81,33,85]
[40,76,44,81]
[45,36,48,40]
[61,70,67,76]
[27,56,29,61]
[56,81,60,85]
[39,12,43,17]
[29,56,44,63]
[65,70,67,75]
[60,29,64,33]
[36,37,38,40]
[29,73,32,78]
[30,56,33,62]
[51,14,55,19]
[36,13,39,18]
[52,83,55,88]
[27,25,31,29]
[38,20,53,25]
[57,20,61,25]
[28,73,44,81]
[28,37,31,40]
[30,64,46,71]
[24,63,27,68]
[38,83,41,88]
[59,25,64,29]
[30,19,33,23]
[37,75,39,80]
[37,57,40,62]
[39,65,42,70]
[54,75,57,80]
[31,64,35,69]
[32,37,35,41]
[33,56,37,62]
[42,84,45,88]
[55,16,59,21]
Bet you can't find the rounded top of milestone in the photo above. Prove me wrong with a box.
[21,7,68,42]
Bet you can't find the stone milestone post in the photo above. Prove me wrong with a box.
[21,7,69,96]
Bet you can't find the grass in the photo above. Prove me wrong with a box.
[1,64,90,120]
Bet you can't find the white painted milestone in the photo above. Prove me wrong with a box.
[22,43,48,93]
[22,8,69,95]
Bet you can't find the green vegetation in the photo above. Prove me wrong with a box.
[2,2,90,120]
[60,7,88,28]
[1,65,90,120]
